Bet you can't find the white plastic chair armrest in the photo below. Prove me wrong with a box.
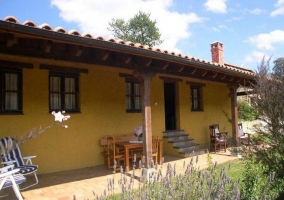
[1,160,16,165]
[23,156,36,159]
[0,165,15,173]
[0,168,20,178]
[23,155,36,165]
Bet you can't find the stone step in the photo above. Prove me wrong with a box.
[163,130,185,137]
[167,136,192,143]
[162,129,203,158]
[173,140,195,148]
[174,142,198,149]
[179,145,196,153]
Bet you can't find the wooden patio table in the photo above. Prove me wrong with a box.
[115,140,163,169]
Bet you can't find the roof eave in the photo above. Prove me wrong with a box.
[0,20,255,80]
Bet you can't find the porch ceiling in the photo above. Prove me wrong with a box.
[0,17,255,86]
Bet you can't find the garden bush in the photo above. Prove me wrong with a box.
[238,100,259,122]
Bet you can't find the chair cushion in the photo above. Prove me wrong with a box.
[238,129,244,137]
[0,174,26,188]
[216,136,226,142]
[16,165,38,174]
[214,128,220,134]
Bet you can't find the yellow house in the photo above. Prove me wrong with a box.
[0,16,255,174]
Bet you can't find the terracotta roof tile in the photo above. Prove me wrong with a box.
[1,16,255,76]
[38,23,53,30]
[108,38,116,42]
[54,27,67,33]
[4,16,19,24]
[68,30,81,36]
[82,33,93,38]
[95,36,104,40]
[23,20,37,27]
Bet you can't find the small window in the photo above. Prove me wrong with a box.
[190,86,203,111]
[126,81,141,112]
[0,69,22,114]
[49,73,79,112]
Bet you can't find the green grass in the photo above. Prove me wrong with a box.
[215,159,244,182]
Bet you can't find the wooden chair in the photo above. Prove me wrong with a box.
[238,123,249,144]
[99,137,110,168]
[151,136,159,164]
[139,136,159,165]
[107,137,125,170]
[209,124,228,153]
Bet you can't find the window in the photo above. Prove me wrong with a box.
[126,81,141,112]
[190,86,203,111]
[49,73,79,112]
[0,69,22,113]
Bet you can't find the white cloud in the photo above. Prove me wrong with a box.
[50,0,203,52]
[244,50,267,63]
[204,0,227,14]
[211,24,232,32]
[271,0,284,16]
[248,30,284,50]
[250,8,264,15]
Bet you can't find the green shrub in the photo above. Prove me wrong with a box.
[238,100,259,121]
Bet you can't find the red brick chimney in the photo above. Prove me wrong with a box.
[210,41,224,64]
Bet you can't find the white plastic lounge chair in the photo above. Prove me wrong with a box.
[0,165,26,200]
[0,137,38,190]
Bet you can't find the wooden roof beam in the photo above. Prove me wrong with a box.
[221,74,227,80]
[125,56,132,64]
[45,40,52,53]
[6,34,15,47]
[75,45,83,57]
[102,51,110,61]
[146,59,152,67]
[212,72,218,78]
[191,68,197,74]
[179,66,184,72]
[202,70,208,76]
[162,62,169,69]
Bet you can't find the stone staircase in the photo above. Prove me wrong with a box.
[163,130,206,157]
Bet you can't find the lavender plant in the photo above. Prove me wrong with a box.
[89,152,276,200]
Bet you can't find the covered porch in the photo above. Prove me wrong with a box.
[0,153,237,200]
[0,16,257,177]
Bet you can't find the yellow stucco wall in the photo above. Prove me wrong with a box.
[0,64,232,174]
[178,80,232,146]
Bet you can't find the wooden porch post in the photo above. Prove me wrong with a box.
[134,70,155,169]
[229,85,239,143]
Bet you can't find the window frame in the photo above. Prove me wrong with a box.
[188,82,205,112]
[190,86,202,111]
[125,80,142,113]
[49,72,80,113]
[0,68,23,114]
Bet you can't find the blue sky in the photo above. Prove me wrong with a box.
[1,0,284,71]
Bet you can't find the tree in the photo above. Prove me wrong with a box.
[108,11,163,46]
[243,57,284,198]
